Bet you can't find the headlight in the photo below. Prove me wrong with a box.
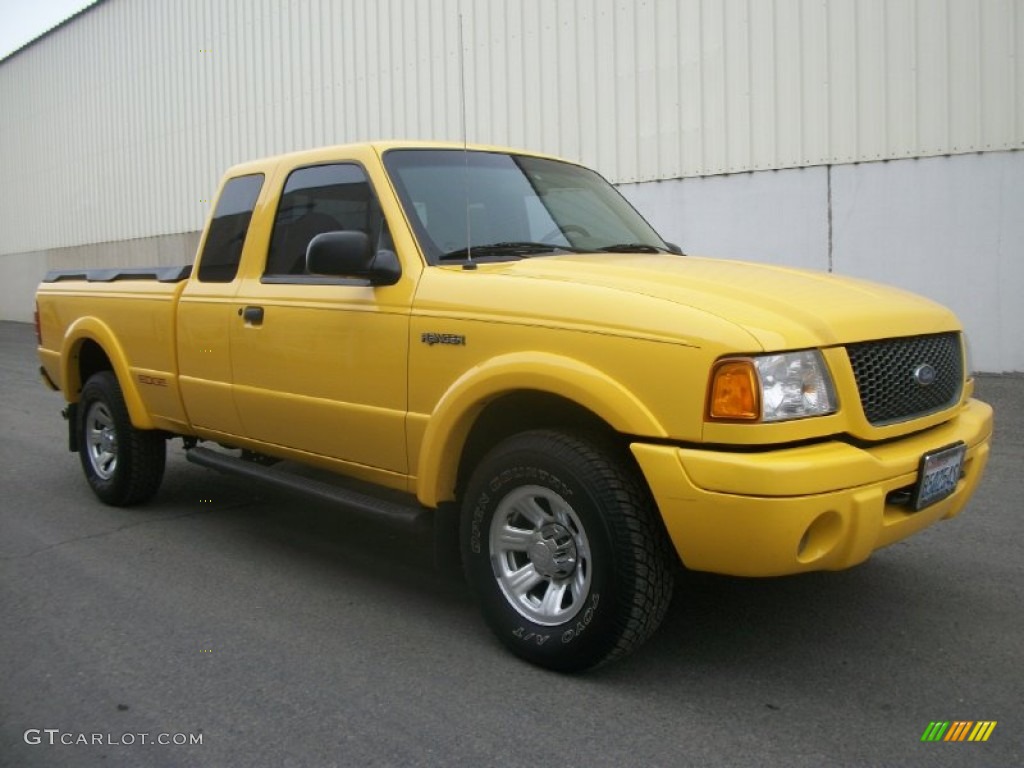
[708,350,837,422]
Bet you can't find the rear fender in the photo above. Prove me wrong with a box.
[61,317,155,430]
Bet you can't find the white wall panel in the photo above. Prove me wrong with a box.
[618,165,831,272]
[831,151,1024,374]
[1,0,1022,257]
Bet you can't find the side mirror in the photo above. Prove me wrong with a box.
[306,231,401,285]
[665,241,684,255]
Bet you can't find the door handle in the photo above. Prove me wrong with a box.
[240,305,264,325]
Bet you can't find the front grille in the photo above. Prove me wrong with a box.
[846,333,963,426]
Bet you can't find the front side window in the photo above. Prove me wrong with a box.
[197,173,264,282]
[264,163,383,278]
[383,149,669,264]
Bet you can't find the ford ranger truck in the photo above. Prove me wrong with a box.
[35,141,993,671]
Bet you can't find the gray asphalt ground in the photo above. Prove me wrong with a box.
[1,319,1021,767]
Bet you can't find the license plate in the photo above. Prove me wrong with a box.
[912,442,967,511]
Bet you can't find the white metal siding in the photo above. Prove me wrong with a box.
[1,0,1022,255]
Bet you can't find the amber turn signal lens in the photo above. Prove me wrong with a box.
[708,359,760,420]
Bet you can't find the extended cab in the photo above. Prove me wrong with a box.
[36,142,993,670]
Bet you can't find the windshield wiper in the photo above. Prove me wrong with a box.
[438,241,587,261]
[596,243,674,254]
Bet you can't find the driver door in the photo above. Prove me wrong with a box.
[228,160,412,484]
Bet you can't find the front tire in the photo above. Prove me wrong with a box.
[461,430,674,671]
[78,371,166,506]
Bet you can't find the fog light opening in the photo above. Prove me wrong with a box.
[885,486,914,508]
[796,510,843,564]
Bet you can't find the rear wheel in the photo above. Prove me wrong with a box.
[78,371,166,505]
[461,430,674,671]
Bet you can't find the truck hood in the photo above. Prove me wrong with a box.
[481,253,961,350]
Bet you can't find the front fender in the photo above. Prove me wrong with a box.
[61,317,155,430]
[415,352,666,507]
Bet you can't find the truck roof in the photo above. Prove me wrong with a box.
[221,140,566,178]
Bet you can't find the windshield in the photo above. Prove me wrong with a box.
[382,149,670,264]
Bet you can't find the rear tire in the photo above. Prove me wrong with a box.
[461,430,673,671]
[78,371,166,506]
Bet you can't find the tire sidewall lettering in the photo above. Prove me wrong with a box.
[509,591,602,648]
[561,592,601,644]
[487,465,574,501]
[469,491,489,554]
[511,627,552,646]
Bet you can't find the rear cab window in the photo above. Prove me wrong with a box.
[197,174,265,283]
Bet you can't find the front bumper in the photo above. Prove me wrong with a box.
[631,398,993,577]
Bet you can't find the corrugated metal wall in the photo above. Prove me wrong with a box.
[1,0,1022,256]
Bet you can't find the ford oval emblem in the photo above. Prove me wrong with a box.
[913,364,937,386]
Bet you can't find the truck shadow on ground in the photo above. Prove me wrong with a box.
[152,446,950,688]
[599,553,970,693]
[154,448,471,601]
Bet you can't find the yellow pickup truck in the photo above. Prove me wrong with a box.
[36,141,992,671]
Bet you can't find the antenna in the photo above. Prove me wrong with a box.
[458,11,476,270]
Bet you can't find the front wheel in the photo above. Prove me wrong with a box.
[461,430,674,671]
[78,371,166,506]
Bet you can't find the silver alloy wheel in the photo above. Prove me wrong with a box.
[84,401,118,480]
[489,484,592,626]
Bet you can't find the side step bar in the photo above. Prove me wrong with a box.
[185,446,430,531]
